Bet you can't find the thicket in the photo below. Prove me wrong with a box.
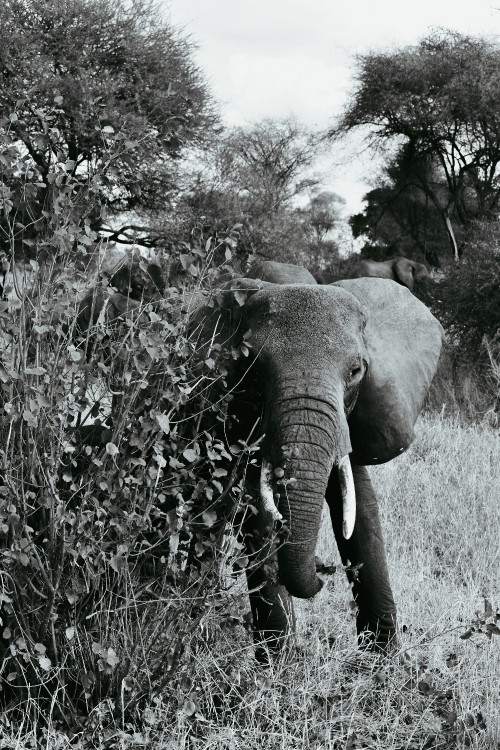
[0,4,258,730]
[0,151,257,729]
[432,223,500,359]
[425,221,500,421]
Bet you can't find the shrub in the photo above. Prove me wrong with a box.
[0,102,257,728]
[0,228,260,727]
[432,223,500,360]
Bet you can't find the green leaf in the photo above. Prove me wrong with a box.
[105,648,119,667]
[106,443,119,456]
[155,412,170,434]
[182,448,198,462]
[233,290,247,306]
[202,510,217,528]
[22,410,38,427]
[38,656,51,671]
[179,253,194,270]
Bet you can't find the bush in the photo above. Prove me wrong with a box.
[0,228,262,727]
[424,222,500,421]
[0,100,258,728]
[432,223,500,360]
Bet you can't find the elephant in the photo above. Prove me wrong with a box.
[72,260,165,338]
[354,257,431,291]
[194,259,443,658]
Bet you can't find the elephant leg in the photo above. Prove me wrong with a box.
[326,464,397,651]
[244,513,295,663]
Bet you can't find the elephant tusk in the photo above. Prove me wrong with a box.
[338,455,356,539]
[260,458,283,522]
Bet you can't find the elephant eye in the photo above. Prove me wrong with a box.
[347,362,364,384]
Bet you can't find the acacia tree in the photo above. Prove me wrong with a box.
[349,145,453,265]
[332,30,500,259]
[0,0,216,260]
[172,117,324,265]
[220,117,320,216]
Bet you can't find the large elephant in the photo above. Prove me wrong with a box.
[195,259,443,657]
[355,257,431,291]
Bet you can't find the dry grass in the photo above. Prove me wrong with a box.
[2,414,499,749]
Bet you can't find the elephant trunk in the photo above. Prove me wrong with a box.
[263,388,352,599]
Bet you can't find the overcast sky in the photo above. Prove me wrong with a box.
[165,0,500,213]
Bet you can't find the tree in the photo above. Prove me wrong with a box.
[0,0,216,260]
[220,117,320,217]
[300,191,344,243]
[349,145,455,265]
[170,118,324,267]
[332,30,500,259]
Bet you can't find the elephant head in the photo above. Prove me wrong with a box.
[358,257,431,291]
[196,264,443,602]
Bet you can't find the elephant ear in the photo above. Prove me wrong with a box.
[393,257,415,290]
[334,278,444,465]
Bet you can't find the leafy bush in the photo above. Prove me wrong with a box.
[432,223,500,360]
[423,222,500,421]
[0,96,259,730]
[0,232,260,727]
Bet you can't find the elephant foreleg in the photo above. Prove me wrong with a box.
[326,464,397,650]
[244,511,295,663]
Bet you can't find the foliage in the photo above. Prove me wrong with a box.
[299,191,345,244]
[219,117,320,216]
[2,414,497,747]
[334,30,500,257]
[431,221,500,360]
[0,94,263,727]
[349,146,456,266]
[0,0,215,260]
[170,123,340,271]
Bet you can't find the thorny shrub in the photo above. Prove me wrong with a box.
[0,107,259,729]
[431,221,500,361]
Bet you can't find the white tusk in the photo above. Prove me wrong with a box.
[260,458,283,521]
[338,455,356,539]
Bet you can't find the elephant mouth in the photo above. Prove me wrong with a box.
[259,455,356,539]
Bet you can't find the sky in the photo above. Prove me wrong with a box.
[164,0,500,214]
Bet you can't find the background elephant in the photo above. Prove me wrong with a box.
[72,260,165,337]
[355,256,431,291]
[195,260,443,657]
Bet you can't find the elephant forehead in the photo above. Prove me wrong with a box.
[246,285,364,342]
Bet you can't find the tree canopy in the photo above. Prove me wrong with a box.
[332,30,500,259]
[219,118,320,216]
[172,118,332,267]
[0,0,216,258]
